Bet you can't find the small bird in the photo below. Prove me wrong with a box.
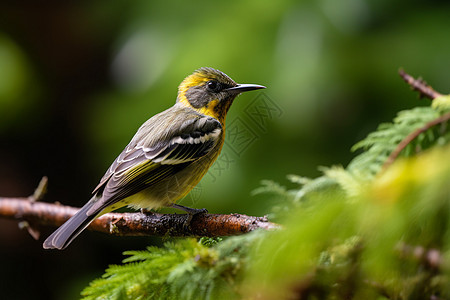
[43,67,265,249]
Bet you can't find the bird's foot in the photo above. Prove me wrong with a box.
[171,204,208,229]
[140,208,154,215]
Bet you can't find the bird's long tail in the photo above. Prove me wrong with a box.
[43,196,101,250]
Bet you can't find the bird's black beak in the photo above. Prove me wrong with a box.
[226,83,266,94]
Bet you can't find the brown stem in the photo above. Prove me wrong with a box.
[383,112,450,169]
[0,195,279,240]
[383,71,448,169]
[398,69,443,100]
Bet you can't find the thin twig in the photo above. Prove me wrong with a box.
[398,69,443,100]
[30,176,48,202]
[383,112,450,168]
[0,196,279,239]
[383,71,449,169]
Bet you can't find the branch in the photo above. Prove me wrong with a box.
[398,69,443,100]
[383,112,450,168]
[383,70,449,169]
[0,178,279,240]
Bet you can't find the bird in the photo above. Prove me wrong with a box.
[43,67,265,250]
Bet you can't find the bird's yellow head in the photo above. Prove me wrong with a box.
[177,67,265,123]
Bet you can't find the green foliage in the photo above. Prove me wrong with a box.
[82,234,262,300]
[244,146,450,299]
[348,107,441,178]
[83,90,450,299]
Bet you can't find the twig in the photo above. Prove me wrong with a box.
[383,112,450,168]
[15,176,50,239]
[0,196,279,239]
[29,176,48,202]
[383,71,449,169]
[398,69,443,100]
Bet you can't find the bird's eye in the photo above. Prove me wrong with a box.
[206,80,221,92]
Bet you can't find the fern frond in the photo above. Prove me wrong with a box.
[322,166,367,198]
[348,107,441,178]
[286,174,312,185]
[82,232,265,300]
[251,180,288,197]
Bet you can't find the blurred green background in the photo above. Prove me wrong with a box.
[0,0,449,299]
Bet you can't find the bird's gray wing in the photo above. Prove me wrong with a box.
[88,113,222,214]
